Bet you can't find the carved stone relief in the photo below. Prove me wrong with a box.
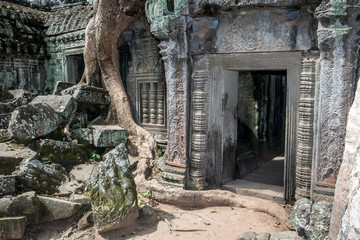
[295,56,318,199]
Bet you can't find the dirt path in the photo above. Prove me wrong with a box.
[47,201,287,240]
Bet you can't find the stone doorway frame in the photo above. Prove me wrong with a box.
[189,52,301,201]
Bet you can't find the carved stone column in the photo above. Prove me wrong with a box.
[295,56,317,199]
[313,1,360,201]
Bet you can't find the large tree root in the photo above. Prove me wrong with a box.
[135,178,292,230]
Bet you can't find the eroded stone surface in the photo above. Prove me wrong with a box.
[31,94,77,121]
[15,158,68,193]
[0,176,16,196]
[90,144,138,233]
[307,201,332,240]
[91,125,127,148]
[8,103,62,144]
[69,163,96,183]
[0,216,26,240]
[289,198,312,238]
[61,85,110,105]
[53,81,76,95]
[37,196,82,223]
[0,113,11,129]
[30,139,90,166]
[71,128,93,145]
[0,143,37,175]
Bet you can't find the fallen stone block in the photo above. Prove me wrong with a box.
[53,81,75,95]
[90,143,138,233]
[58,180,84,197]
[8,89,35,102]
[38,196,81,223]
[0,176,15,196]
[69,193,91,206]
[0,143,37,175]
[235,232,257,240]
[30,139,90,166]
[8,103,63,144]
[0,217,26,239]
[0,113,11,129]
[307,201,332,240]
[0,96,28,114]
[89,116,106,126]
[0,192,41,223]
[69,113,88,130]
[61,85,110,105]
[31,95,77,121]
[91,125,127,148]
[69,163,96,183]
[139,205,158,224]
[71,128,93,145]
[15,158,67,193]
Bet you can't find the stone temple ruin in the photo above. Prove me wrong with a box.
[0,0,359,239]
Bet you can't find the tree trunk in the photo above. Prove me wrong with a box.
[82,0,157,160]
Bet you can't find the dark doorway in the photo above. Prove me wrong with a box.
[235,71,286,187]
[67,54,85,84]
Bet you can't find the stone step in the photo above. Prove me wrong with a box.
[223,179,284,203]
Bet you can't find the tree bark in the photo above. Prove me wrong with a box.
[81,0,157,160]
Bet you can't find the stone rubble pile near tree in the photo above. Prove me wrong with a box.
[290,198,332,240]
[90,143,139,233]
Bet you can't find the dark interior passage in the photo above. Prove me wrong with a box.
[67,54,85,84]
[235,71,286,186]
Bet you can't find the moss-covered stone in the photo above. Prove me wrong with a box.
[90,143,138,233]
[30,139,90,166]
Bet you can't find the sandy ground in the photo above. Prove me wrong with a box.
[31,200,288,240]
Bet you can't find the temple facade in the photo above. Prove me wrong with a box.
[1,0,359,203]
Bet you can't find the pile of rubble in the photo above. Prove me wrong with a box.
[0,82,138,239]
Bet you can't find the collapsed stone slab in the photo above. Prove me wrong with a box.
[91,125,128,147]
[53,81,75,95]
[30,139,90,166]
[0,216,26,240]
[0,192,40,222]
[0,143,37,175]
[61,85,110,105]
[8,103,62,144]
[90,143,138,233]
[31,94,77,121]
[37,196,82,223]
[15,158,68,193]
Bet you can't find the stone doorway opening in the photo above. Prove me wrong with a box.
[235,71,286,186]
[66,54,85,84]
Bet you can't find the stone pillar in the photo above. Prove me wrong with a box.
[295,55,318,199]
[312,1,360,201]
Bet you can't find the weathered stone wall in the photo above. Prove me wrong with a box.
[311,0,360,202]
[329,75,360,240]
[0,2,47,93]
[44,3,93,91]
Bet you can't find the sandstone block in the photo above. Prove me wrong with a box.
[289,198,312,238]
[69,193,91,206]
[269,231,303,240]
[69,163,96,183]
[8,103,62,144]
[91,125,127,148]
[15,158,67,193]
[0,113,11,129]
[30,139,90,166]
[0,176,15,196]
[53,81,75,95]
[0,143,37,175]
[38,196,81,223]
[0,216,26,239]
[71,128,93,145]
[61,85,110,105]
[90,144,138,233]
[31,94,77,121]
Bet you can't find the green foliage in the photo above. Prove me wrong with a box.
[90,150,101,160]
[140,188,153,199]
[156,148,164,159]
